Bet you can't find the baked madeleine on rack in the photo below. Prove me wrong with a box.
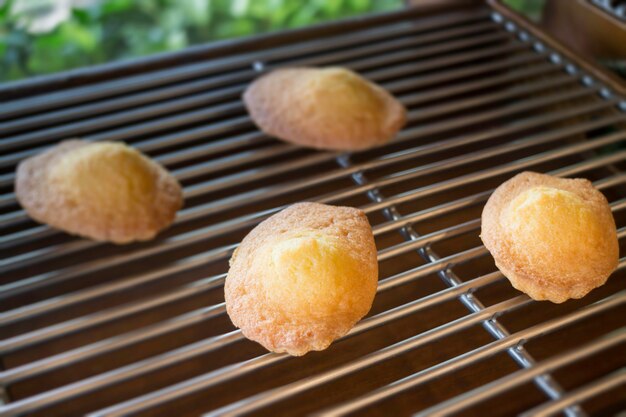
[225,202,378,356]
[16,140,182,244]
[243,67,406,151]
[481,172,618,303]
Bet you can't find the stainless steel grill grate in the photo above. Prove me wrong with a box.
[1,3,625,417]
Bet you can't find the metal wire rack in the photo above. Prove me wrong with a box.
[0,3,625,416]
[591,0,626,21]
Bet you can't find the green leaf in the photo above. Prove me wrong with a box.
[59,20,98,50]
[1,0,405,81]
[101,0,134,14]
[179,0,211,25]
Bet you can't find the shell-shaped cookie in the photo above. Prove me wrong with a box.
[225,202,378,356]
[16,140,183,244]
[244,67,406,151]
[481,171,618,303]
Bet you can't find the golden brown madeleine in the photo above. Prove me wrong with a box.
[243,67,406,151]
[225,202,378,356]
[481,172,618,303]
[16,140,183,244]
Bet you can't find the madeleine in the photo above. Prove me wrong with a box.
[16,140,182,244]
[481,172,618,303]
[225,202,378,356]
[244,67,406,151]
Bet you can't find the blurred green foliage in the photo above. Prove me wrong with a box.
[0,0,402,82]
[503,0,545,21]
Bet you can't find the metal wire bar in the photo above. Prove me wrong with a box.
[411,331,626,417]
[519,368,626,417]
[88,297,531,417]
[235,289,626,417]
[362,139,626,215]
[0,285,531,416]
